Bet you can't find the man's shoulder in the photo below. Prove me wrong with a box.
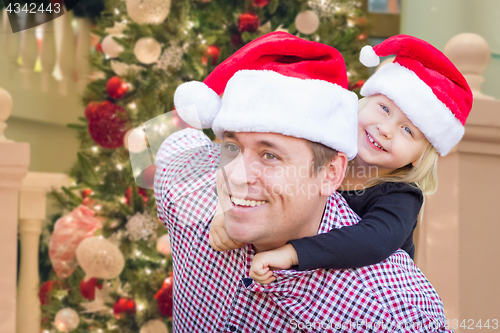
[157,128,214,162]
[320,192,360,232]
[154,129,220,228]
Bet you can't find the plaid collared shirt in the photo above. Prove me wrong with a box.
[154,129,451,333]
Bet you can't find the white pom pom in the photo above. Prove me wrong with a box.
[359,45,380,67]
[174,81,221,129]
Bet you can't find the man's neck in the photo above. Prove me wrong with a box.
[253,197,328,253]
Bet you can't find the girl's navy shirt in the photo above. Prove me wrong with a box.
[289,182,424,271]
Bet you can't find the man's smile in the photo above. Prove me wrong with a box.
[230,195,267,207]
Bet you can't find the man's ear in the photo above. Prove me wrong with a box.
[320,152,348,196]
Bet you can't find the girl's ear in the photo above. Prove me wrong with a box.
[320,152,348,196]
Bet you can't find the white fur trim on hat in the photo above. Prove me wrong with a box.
[360,45,380,67]
[212,70,359,160]
[174,81,222,129]
[360,63,464,156]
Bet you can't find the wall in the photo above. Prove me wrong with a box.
[401,0,500,99]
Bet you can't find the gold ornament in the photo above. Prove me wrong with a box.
[134,37,162,64]
[76,237,125,280]
[102,35,124,58]
[54,308,80,332]
[126,0,171,25]
[295,10,320,35]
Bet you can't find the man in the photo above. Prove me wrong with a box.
[154,32,449,332]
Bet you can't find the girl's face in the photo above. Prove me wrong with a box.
[356,95,427,174]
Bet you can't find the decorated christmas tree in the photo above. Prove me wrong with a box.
[40,0,368,332]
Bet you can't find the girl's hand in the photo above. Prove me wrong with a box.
[209,213,246,251]
[249,244,299,284]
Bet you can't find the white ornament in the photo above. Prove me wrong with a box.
[295,10,320,35]
[54,308,80,332]
[140,320,169,333]
[156,234,171,256]
[76,237,125,280]
[126,0,171,25]
[134,37,162,64]
[111,60,145,76]
[154,44,185,72]
[105,22,128,35]
[125,212,158,241]
[102,35,124,58]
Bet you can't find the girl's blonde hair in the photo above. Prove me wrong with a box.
[358,97,439,195]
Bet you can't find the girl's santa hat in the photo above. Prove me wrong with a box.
[359,34,473,156]
[174,31,359,160]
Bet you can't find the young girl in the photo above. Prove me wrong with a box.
[209,34,473,284]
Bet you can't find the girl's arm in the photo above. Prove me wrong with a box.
[249,244,298,284]
[289,183,423,271]
[209,211,246,251]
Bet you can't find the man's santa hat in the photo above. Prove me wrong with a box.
[174,31,359,160]
[359,34,473,156]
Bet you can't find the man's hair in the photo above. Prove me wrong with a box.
[306,141,338,176]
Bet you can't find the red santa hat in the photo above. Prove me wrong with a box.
[174,32,359,160]
[359,34,473,156]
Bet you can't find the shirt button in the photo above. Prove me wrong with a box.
[229,326,237,332]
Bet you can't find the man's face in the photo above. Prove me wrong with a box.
[217,132,328,251]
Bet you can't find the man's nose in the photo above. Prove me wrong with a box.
[224,153,255,192]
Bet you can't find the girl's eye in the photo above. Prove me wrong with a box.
[263,153,277,160]
[380,104,389,113]
[404,126,413,135]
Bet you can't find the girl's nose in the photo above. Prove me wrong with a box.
[377,122,393,139]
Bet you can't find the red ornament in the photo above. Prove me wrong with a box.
[39,281,60,305]
[252,0,269,7]
[125,186,149,205]
[155,272,173,317]
[106,76,129,99]
[201,45,221,66]
[84,101,105,123]
[95,43,103,53]
[88,102,129,149]
[81,189,93,199]
[113,297,136,319]
[238,13,260,33]
[79,277,103,300]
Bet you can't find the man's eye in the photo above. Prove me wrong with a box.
[263,153,277,160]
[224,143,240,153]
